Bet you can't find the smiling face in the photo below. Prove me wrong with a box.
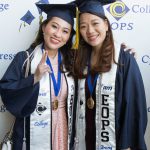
[79,13,108,49]
[42,17,72,51]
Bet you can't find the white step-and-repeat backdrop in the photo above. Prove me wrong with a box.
[0,0,150,148]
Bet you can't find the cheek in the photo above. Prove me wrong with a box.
[101,28,107,36]
[45,28,52,34]
[44,25,54,34]
[80,30,86,39]
[63,32,71,42]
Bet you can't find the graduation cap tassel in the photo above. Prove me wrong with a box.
[39,14,43,25]
[22,138,26,150]
[72,7,79,50]
[22,117,26,150]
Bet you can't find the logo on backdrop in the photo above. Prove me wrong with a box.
[106,1,150,31]
[106,0,133,31]
[132,4,150,14]
[0,105,6,113]
[0,53,15,60]
[142,54,150,65]
[107,0,130,21]
[0,3,9,12]
[19,10,35,32]
[19,0,49,31]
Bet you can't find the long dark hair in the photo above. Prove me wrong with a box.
[74,14,116,78]
[30,18,75,76]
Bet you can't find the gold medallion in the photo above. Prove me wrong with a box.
[52,99,58,110]
[87,97,94,109]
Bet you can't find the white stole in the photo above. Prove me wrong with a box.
[29,44,75,150]
[95,42,120,150]
[30,44,51,150]
[75,42,120,150]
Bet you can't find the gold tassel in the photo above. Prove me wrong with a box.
[72,7,79,50]
[39,14,43,25]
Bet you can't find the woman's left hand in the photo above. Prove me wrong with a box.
[121,43,137,58]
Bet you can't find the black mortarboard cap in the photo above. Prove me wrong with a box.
[36,3,76,26]
[75,0,116,16]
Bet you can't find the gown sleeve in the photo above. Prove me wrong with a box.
[0,51,39,118]
[115,48,147,150]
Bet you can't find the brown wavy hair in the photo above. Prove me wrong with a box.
[30,18,75,76]
[74,14,116,78]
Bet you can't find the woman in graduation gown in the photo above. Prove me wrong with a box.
[0,3,77,150]
[73,0,148,150]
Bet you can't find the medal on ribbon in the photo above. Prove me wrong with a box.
[42,46,61,110]
[87,96,95,109]
[87,66,98,109]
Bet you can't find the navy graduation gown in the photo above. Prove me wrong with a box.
[115,48,147,149]
[0,49,40,150]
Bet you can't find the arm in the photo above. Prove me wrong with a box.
[116,48,147,150]
[0,51,39,117]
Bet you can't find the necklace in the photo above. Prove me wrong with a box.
[49,51,58,60]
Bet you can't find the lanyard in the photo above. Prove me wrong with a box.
[42,47,61,97]
[87,62,98,96]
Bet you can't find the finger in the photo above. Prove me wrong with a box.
[38,64,49,71]
[43,65,50,70]
[134,52,137,59]
[129,48,135,54]
[129,49,137,58]
[46,66,51,73]
[123,48,137,59]
[121,42,125,46]
[125,48,135,54]
[43,67,51,74]
[40,51,48,64]
[121,42,126,48]
[42,65,51,72]
[124,48,130,51]
[43,51,48,62]
[48,68,52,73]
[42,65,51,73]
